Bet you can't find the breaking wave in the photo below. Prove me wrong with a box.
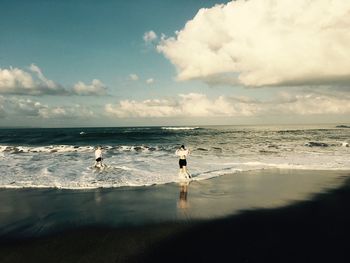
[0,125,349,189]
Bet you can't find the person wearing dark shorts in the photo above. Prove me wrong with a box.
[175,145,191,179]
[94,146,104,168]
[179,158,187,169]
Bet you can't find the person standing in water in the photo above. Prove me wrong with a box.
[94,146,104,168]
[175,145,191,179]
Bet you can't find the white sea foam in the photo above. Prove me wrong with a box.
[0,144,349,189]
[0,145,160,154]
[1,125,349,189]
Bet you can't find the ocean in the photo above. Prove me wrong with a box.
[0,125,349,189]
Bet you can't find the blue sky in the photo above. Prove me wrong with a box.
[1,0,212,86]
[0,0,349,127]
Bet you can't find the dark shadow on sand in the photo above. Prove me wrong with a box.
[142,175,350,263]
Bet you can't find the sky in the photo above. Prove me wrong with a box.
[0,0,349,127]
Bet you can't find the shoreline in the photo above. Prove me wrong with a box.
[0,169,349,262]
[0,167,347,190]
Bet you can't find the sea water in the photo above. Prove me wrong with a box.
[0,125,349,189]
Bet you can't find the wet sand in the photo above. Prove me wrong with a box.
[0,169,349,262]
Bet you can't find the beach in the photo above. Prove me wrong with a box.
[1,169,349,262]
[0,125,349,262]
[2,0,350,262]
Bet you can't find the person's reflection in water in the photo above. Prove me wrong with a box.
[178,182,190,210]
[94,189,102,204]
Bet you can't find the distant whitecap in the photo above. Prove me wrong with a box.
[161,127,200,130]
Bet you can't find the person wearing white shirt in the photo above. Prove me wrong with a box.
[94,146,104,168]
[175,145,191,179]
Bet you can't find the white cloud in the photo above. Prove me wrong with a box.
[146,78,155,84]
[29,64,58,90]
[143,30,158,43]
[0,97,47,117]
[105,92,350,118]
[105,93,261,118]
[273,92,350,115]
[72,79,107,96]
[105,99,180,118]
[129,74,139,81]
[0,65,109,96]
[0,65,66,95]
[157,0,350,87]
[38,104,95,119]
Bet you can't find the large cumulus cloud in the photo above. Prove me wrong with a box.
[157,0,350,87]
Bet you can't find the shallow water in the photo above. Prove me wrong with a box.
[0,125,349,189]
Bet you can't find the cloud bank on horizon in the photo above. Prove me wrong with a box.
[0,96,95,119]
[157,0,350,87]
[2,89,349,121]
[105,91,350,118]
